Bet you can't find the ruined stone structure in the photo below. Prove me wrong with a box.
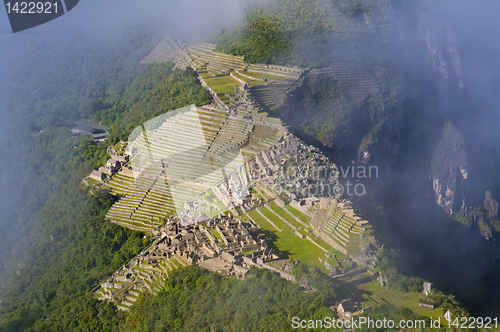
[90,38,381,311]
[94,215,277,310]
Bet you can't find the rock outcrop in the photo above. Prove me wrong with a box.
[483,191,499,220]
[430,122,467,214]
[423,15,464,118]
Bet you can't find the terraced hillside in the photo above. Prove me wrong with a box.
[102,102,288,232]
[94,233,187,311]
[103,105,253,231]
[141,38,387,107]
[308,64,387,103]
[90,38,384,313]
[140,38,181,64]
[173,40,303,109]
[312,201,375,259]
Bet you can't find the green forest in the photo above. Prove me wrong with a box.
[120,266,333,332]
[0,25,211,330]
[215,0,405,162]
[215,0,394,68]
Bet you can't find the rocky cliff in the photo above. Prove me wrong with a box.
[430,122,467,214]
[357,73,405,167]
[423,15,464,115]
[484,191,499,220]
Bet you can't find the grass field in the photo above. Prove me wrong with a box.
[253,187,274,201]
[209,228,224,244]
[247,209,330,272]
[250,187,267,201]
[247,80,272,87]
[358,281,443,318]
[204,75,240,95]
[286,205,311,224]
[266,201,304,230]
[243,71,289,81]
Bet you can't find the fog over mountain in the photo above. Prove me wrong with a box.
[366,0,500,314]
[0,0,248,292]
[1,0,500,325]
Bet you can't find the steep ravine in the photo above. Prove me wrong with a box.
[281,4,500,314]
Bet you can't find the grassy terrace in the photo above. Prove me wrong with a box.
[246,198,352,268]
[204,75,240,95]
[209,228,224,243]
[241,71,289,81]
[252,186,273,201]
[266,201,304,230]
[286,205,311,224]
[231,72,252,83]
[246,208,346,273]
[238,214,249,223]
[240,248,259,256]
[248,124,278,146]
[247,209,326,270]
[256,182,279,196]
[247,80,271,88]
[108,256,187,310]
[251,84,289,108]
[358,281,442,319]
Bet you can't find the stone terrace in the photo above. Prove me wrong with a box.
[95,215,276,310]
[308,64,387,103]
[90,38,383,310]
[312,199,376,264]
[140,38,182,65]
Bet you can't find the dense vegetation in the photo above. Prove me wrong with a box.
[216,0,404,162]
[216,12,292,64]
[216,0,394,68]
[376,249,468,318]
[273,70,403,161]
[94,63,210,141]
[0,25,208,331]
[0,24,157,286]
[0,127,147,331]
[121,266,333,332]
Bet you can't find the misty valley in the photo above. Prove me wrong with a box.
[0,0,499,331]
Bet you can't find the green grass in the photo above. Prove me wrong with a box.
[170,258,183,267]
[244,71,289,81]
[240,249,259,256]
[312,235,347,260]
[199,72,214,79]
[209,228,224,243]
[257,182,278,196]
[231,72,252,83]
[249,187,264,201]
[204,75,240,95]
[358,281,443,318]
[260,207,291,230]
[247,80,272,87]
[246,210,328,272]
[285,205,311,223]
[267,202,304,229]
[239,214,249,222]
[253,202,349,269]
[253,186,274,201]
